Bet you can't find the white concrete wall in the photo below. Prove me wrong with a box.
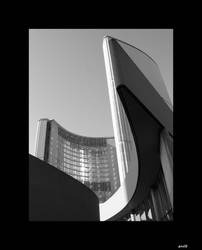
[34,119,48,160]
[100,37,139,221]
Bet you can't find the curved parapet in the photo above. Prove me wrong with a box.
[102,36,173,221]
[29,154,100,221]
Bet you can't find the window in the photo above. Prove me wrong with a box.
[135,214,141,221]
[148,209,152,219]
[140,211,146,221]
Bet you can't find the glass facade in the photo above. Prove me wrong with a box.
[39,119,120,203]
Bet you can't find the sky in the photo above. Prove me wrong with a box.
[29,29,173,156]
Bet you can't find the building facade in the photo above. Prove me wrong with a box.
[34,119,120,203]
[102,36,173,221]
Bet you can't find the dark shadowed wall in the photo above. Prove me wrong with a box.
[29,154,100,221]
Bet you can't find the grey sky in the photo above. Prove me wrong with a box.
[29,29,173,156]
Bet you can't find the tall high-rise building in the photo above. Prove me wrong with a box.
[102,36,173,221]
[34,119,120,203]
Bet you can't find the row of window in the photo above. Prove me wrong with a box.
[49,151,112,167]
[84,181,111,192]
[68,175,110,184]
[58,130,108,148]
[50,157,114,172]
[59,147,112,160]
[63,154,110,165]
[62,149,110,159]
[63,156,109,165]
[62,167,111,181]
[63,159,110,171]
[58,135,108,149]
[57,136,114,153]
[63,163,111,176]
[63,143,110,153]
[67,173,89,182]
[63,144,108,153]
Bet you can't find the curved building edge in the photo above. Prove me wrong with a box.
[102,36,173,221]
